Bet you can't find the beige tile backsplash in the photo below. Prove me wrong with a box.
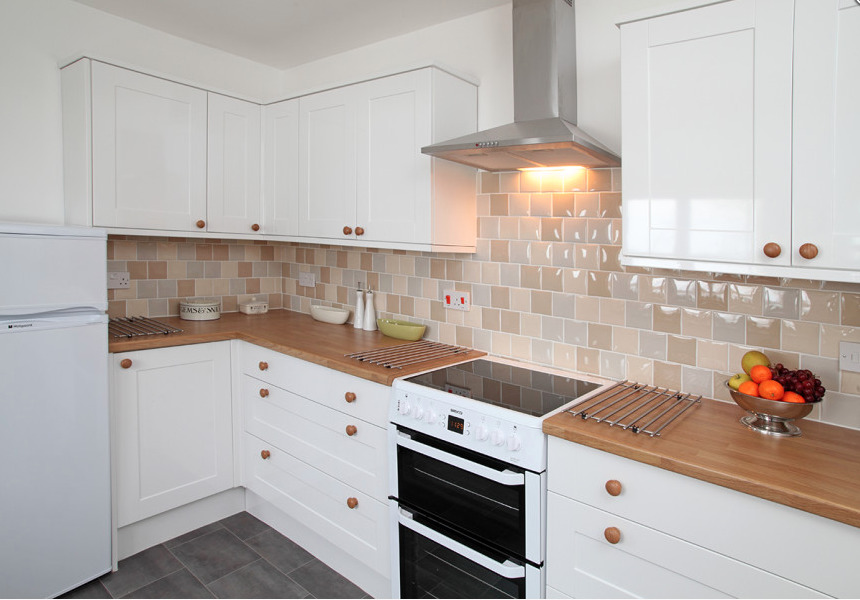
[106,168,860,430]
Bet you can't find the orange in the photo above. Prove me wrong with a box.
[782,391,806,404]
[758,380,784,400]
[749,364,773,384]
[738,381,759,397]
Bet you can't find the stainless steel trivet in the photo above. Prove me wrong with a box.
[566,381,701,437]
[346,340,471,369]
[108,316,183,338]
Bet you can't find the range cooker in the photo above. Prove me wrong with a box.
[388,356,613,599]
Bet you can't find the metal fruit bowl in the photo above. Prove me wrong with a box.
[725,381,821,437]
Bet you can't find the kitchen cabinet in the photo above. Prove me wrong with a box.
[238,342,391,582]
[546,437,858,598]
[262,98,299,235]
[619,0,860,282]
[111,342,234,527]
[298,67,478,252]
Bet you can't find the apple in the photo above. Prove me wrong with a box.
[728,372,752,390]
[741,350,770,374]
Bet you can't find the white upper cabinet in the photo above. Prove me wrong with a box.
[207,93,262,235]
[263,99,299,236]
[620,0,860,282]
[89,60,208,231]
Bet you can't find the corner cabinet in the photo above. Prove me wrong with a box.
[111,342,234,527]
[619,0,860,282]
[296,67,478,252]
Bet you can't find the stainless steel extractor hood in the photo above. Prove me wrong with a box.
[422,0,620,171]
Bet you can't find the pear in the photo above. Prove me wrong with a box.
[728,372,752,390]
[741,350,770,374]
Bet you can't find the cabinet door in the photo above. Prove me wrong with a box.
[355,70,432,244]
[207,93,262,235]
[113,342,233,527]
[298,86,357,239]
[91,61,207,231]
[263,99,299,235]
[621,0,793,266]
[792,0,860,271]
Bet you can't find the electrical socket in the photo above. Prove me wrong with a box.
[443,289,471,311]
[840,341,860,373]
[298,271,316,288]
[107,271,130,290]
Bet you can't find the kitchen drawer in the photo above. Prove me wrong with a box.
[243,375,387,500]
[239,342,389,427]
[243,433,390,577]
[547,492,824,599]
[548,437,858,597]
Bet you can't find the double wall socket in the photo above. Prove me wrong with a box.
[107,271,130,289]
[443,289,471,311]
[298,271,316,288]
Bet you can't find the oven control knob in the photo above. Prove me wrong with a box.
[475,424,489,441]
[414,405,425,420]
[398,399,412,416]
[491,429,506,446]
[506,434,522,452]
[426,409,439,423]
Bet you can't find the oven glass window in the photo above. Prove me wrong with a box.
[396,431,526,559]
[399,523,523,599]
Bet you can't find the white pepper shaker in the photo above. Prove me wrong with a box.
[362,288,377,331]
[353,283,365,329]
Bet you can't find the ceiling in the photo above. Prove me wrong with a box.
[70,0,510,70]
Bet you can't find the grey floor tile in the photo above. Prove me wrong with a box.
[288,559,367,599]
[208,559,309,599]
[122,568,213,599]
[164,522,225,549]
[245,528,315,575]
[219,511,270,540]
[59,578,112,599]
[169,528,260,584]
[100,545,183,598]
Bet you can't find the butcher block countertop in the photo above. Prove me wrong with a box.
[544,397,860,529]
[108,310,484,386]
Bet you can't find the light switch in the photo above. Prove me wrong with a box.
[839,341,860,373]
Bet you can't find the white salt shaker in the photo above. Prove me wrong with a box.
[362,288,377,331]
[353,284,365,329]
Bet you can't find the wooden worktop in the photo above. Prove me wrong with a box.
[544,396,860,529]
[108,310,484,386]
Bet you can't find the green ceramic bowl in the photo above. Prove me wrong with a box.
[377,318,426,341]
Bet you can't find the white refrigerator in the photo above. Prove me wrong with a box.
[0,223,111,598]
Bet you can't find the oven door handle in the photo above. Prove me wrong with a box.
[398,508,526,580]
[396,431,525,486]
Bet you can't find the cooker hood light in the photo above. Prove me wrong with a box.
[422,0,620,172]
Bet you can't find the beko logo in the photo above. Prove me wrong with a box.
[8,323,33,329]
[449,409,463,415]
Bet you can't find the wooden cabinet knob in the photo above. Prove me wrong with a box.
[763,242,781,258]
[120,358,132,369]
[604,527,621,544]
[355,226,365,236]
[605,480,622,497]
[251,223,260,232]
[799,243,819,260]
[196,219,206,229]
[260,450,270,460]
[345,392,356,403]
[259,388,269,398]
[346,424,357,436]
[259,361,268,371]
[343,226,353,235]
[347,497,358,509]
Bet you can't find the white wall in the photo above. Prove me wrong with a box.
[0,0,280,226]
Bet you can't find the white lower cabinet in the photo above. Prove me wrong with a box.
[111,342,233,527]
[546,437,857,599]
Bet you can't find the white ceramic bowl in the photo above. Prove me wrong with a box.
[310,305,350,325]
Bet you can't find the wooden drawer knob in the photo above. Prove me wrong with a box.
[196,219,206,229]
[346,424,357,436]
[345,392,357,403]
[259,388,269,398]
[355,226,365,236]
[343,226,353,235]
[605,480,622,497]
[120,358,133,369]
[799,243,819,260]
[347,497,358,509]
[251,223,260,232]
[763,242,781,258]
[259,361,268,371]
[260,450,270,460]
[604,527,621,544]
